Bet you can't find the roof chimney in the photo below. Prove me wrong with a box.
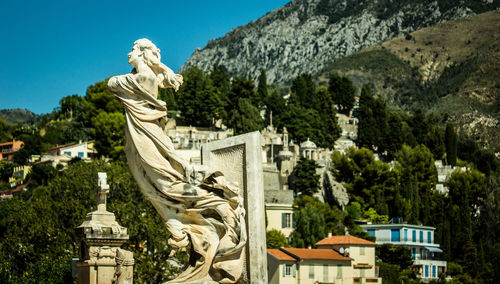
[308,245,312,249]
[328,232,332,238]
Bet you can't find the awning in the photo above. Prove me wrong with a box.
[426,246,443,253]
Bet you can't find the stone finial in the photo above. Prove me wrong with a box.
[97,172,110,212]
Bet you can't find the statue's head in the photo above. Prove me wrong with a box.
[128,38,162,69]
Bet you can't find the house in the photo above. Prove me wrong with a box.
[267,235,381,284]
[361,223,447,280]
[0,139,24,160]
[316,235,381,283]
[49,140,96,159]
[265,190,294,238]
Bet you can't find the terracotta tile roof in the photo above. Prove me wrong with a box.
[267,249,296,261]
[316,235,375,246]
[281,248,351,261]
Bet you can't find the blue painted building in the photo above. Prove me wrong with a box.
[361,223,447,280]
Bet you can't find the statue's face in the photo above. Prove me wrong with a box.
[128,45,141,67]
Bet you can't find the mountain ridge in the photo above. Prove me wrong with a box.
[181,0,497,84]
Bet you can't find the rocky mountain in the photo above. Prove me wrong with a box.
[181,0,498,84]
[317,10,499,150]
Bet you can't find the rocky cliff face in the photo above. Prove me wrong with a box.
[181,0,495,83]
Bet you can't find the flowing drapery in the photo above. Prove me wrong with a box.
[108,74,246,283]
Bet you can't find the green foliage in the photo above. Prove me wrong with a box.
[0,161,184,283]
[177,67,225,127]
[445,123,458,166]
[257,69,268,109]
[295,196,344,236]
[328,73,356,112]
[290,197,327,248]
[228,98,263,135]
[357,85,388,152]
[266,229,288,249]
[331,148,397,216]
[395,144,437,224]
[90,112,125,160]
[376,244,413,270]
[378,262,400,284]
[363,208,389,223]
[290,157,320,196]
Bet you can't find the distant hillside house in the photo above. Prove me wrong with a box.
[49,141,96,160]
[361,222,447,280]
[265,190,294,238]
[0,139,24,160]
[267,235,381,284]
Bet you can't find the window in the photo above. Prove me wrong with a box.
[323,264,329,282]
[309,265,314,279]
[404,229,408,242]
[412,248,416,259]
[360,268,365,278]
[420,231,424,243]
[78,152,84,158]
[427,231,431,244]
[360,246,365,255]
[283,264,292,276]
[64,151,71,156]
[391,229,400,242]
[425,265,429,278]
[432,265,436,278]
[367,229,375,237]
[337,266,342,279]
[412,230,416,242]
[282,213,292,228]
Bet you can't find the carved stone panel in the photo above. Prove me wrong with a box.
[201,131,267,284]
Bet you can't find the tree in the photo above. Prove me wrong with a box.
[289,74,316,107]
[228,98,263,134]
[376,244,413,270]
[315,86,341,148]
[290,197,326,248]
[178,67,224,127]
[257,69,268,109]
[445,123,457,166]
[290,157,320,196]
[266,229,288,249]
[328,73,356,112]
[357,85,388,153]
[90,111,125,159]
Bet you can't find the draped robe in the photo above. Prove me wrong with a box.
[108,73,247,283]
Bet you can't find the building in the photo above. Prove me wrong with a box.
[49,140,96,159]
[265,190,294,238]
[361,223,447,280]
[316,235,381,283]
[0,139,24,160]
[267,235,381,284]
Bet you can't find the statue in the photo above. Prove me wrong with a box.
[108,39,247,284]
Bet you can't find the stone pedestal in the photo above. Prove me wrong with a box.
[201,131,268,283]
[76,172,134,284]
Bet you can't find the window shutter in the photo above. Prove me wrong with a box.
[293,264,296,277]
[282,213,286,228]
[283,264,286,277]
[291,213,295,228]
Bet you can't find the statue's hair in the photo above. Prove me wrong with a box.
[133,38,183,91]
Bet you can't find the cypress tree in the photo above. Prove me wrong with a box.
[445,123,457,166]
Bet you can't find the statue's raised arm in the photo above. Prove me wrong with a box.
[108,39,246,284]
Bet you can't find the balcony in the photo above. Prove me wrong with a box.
[353,277,382,284]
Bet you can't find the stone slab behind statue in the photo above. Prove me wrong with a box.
[201,131,268,284]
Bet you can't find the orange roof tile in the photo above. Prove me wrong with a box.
[281,248,351,261]
[267,249,296,261]
[316,235,375,246]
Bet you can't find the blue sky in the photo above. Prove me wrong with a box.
[0,0,290,114]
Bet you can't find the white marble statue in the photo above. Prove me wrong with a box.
[108,39,247,284]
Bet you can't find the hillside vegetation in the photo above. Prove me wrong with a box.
[319,10,500,150]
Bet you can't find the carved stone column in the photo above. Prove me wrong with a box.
[76,172,134,284]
